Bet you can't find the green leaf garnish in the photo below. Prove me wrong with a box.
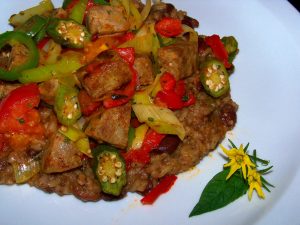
[189,169,248,217]
[189,140,274,217]
[249,154,269,166]
[261,176,275,188]
[258,166,273,174]
[228,139,237,148]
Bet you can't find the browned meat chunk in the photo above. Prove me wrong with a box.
[0,44,29,71]
[86,5,130,35]
[85,103,131,149]
[145,2,186,24]
[125,163,152,193]
[29,161,101,201]
[158,41,197,80]
[134,54,154,87]
[82,60,132,100]
[0,82,21,99]
[9,44,29,70]
[42,132,83,173]
[38,79,59,105]
[39,107,58,137]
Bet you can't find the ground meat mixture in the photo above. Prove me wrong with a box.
[0,0,239,202]
[0,75,237,200]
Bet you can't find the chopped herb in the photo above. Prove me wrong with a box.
[17,118,25,124]
[182,95,189,102]
[148,117,154,122]
[64,136,71,143]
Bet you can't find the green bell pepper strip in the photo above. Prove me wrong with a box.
[0,31,39,81]
[200,59,230,98]
[33,23,48,43]
[62,0,74,9]
[16,15,48,38]
[127,126,135,150]
[19,52,83,83]
[47,18,91,48]
[93,145,126,196]
[69,0,88,24]
[33,17,50,43]
[54,84,82,126]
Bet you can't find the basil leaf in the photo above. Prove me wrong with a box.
[189,169,248,217]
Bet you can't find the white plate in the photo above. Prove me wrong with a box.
[1,1,300,225]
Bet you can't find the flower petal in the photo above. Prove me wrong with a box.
[248,184,254,200]
[226,164,240,180]
[254,182,265,199]
[241,164,247,179]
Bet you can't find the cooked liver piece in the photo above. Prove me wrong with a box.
[86,5,130,35]
[158,40,197,80]
[0,82,21,99]
[134,54,154,87]
[9,44,29,70]
[85,103,131,149]
[82,60,132,100]
[42,132,83,173]
[29,160,101,201]
[38,79,60,105]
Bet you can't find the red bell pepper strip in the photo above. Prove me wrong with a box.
[85,0,95,15]
[154,72,196,110]
[204,34,232,69]
[174,80,185,96]
[141,175,177,205]
[78,90,101,116]
[124,129,165,165]
[65,0,80,12]
[155,91,183,109]
[115,32,135,45]
[37,37,50,49]
[0,84,44,135]
[114,47,135,66]
[103,47,137,108]
[160,72,176,91]
[0,84,39,118]
[155,17,183,38]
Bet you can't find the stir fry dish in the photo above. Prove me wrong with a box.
[0,0,239,203]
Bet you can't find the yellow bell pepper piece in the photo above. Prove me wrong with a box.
[131,124,149,150]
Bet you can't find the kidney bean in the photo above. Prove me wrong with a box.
[220,103,237,129]
[153,135,181,154]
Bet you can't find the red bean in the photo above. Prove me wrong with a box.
[220,103,237,129]
[154,135,181,154]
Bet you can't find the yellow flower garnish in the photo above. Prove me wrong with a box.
[247,168,265,200]
[221,144,255,180]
